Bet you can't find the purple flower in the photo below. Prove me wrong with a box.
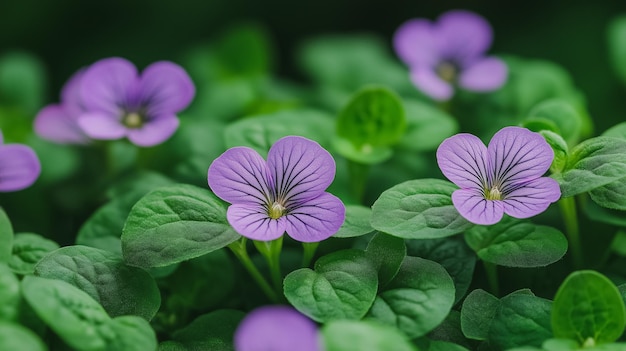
[436,126,561,225]
[77,57,195,147]
[208,136,345,242]
[0,131,41,192]
[34,68,91,144]
[394,10,507,101]
[234,305,320,351]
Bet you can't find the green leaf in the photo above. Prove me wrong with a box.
[554,137,626,197]
[21,275,112,351]
[371,179,472,239]
[34,245,161,320]
[121,184,240,268]
[0,263,20,321]
[224,109,335,157]
[542,338,580,351]
[322,319,418,351]
[367,257,455,338]
[364,232,406,287]
[428,311,471,349]
[539,130,568,174]
[9,233,59,275]
[589,176,626,210]
[489,293,553,349]
[105,171,175,201]
[526,99,582,145]
[0,51,46,113]
[332,137,393,164]
[552,270,626,345]
[406,237,476,304]
[602,122,626,140]
[399,99,458,152]
[214,23,273,78]
[584,199,626,227]
[0,321,47,351]
[108,315,158,351]
[0,208,13,264]
[464,217,568,267]
[608,16,626,84]
[284,249,378,322]
[333,205,373,238]
[336,85,406,148]
[460,289,500,340]
[428,340,471,351]
[163,309,245,351]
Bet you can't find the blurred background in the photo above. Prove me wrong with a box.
[1,0,626,133]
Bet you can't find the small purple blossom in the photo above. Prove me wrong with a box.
[234,305,320,351]
[0,131,41,192]
[34,68,91,144]
[437,126,561,225]
[208,136,345,242]
[394,10,507,101]
[77,57,195,147]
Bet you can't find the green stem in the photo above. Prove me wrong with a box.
[302,242,320,268]
[254,237,284,297]
[347,160,369,204]
[483,261,500,297]
[559,196,583,268]
[228,239,278,303]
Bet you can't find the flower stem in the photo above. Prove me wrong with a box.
[302,242,319,268]
[228,238,279,303]
[347,160,369,204]
[559,196,583,268]
[483,261,500,297]
[254,237,284,298]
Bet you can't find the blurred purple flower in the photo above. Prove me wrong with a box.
[77,57,195,147]
[0,131,41,192]
[234,305,320,351]
[394,10,508,101]
[34,68,91,144]
[437,126,561,225]
[208,136,345,242]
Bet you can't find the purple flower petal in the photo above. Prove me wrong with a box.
[126,116,179,147]
[80,57,138,116]
[284,193,345,242]
[227,204,286,241]
[234,305,320,351]
[409,67,454,101]
[267,136,336,205]
[138,61,195,117]
[34,105,90,144]
[0,145,41,192]
[208,146,273,206]
[60,68,86,109]
[487,127,554,187]
[502,177,561,219]
[436,133,489,191]
[458,57,507,92]
[436,10,493,65]
[452,188,504,225]
[77,112,127,140]
[393,19,440,67]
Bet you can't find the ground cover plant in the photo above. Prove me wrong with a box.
[2,7,626,351]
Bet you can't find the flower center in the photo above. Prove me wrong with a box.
[123,112,144,129]
[437,62,457,83]
[485,186,502,201]
[268,201,286,219]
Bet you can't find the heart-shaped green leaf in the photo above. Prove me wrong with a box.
[9,233,59,275]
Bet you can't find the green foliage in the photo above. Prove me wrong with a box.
[34,245,161,320]
[283,249,378,322]
[607,16,626,85]
[367,256,455,338]
[464,217,568,267]
[552,270,626,346]
[588,124,626,210]
[9,233,59,275]
[371,179,472,239]
[489,293,553,349]
[0,51,46,114]
[460,289,500,340]
[0,207,13,263]
[525,99,582,146]
[399,99,458,152]
[538,130,568,174]
[159,310,245,351]
[121,184,240,268]
[0,263,20,321]
[333,205,373,238]
[364,232,406,287]
[0,321,46,351]
[553,137,626,197]
[322,319,418,351]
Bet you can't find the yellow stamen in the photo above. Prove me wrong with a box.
[268,201,286,219]
[437,62,457,83]
[485,186,502,201]
[123,112,143,128]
